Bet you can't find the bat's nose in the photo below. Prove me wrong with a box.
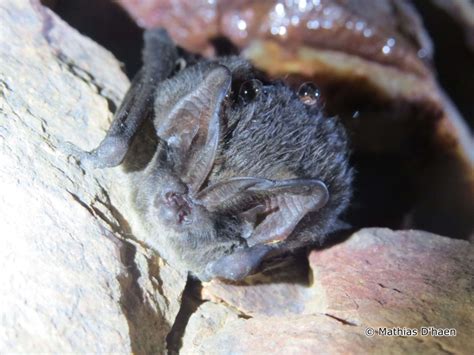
[162,191,187,208]
[156,191,192,225]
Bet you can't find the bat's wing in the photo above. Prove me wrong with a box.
[198,177,329,245]
[64,29,178,168]
[157,65,231,193]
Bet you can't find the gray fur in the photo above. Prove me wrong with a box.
[130,55,352,280]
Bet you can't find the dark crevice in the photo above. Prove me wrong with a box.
[237,313,253,320]
[166,276,204,355]
[413,0,474,131]
[67,191,95,216]
[146,257,169,309]
[95,186,133,234]
[57,54,120,112]
[118,240,172,355]
[212,300,254,320]
[210,36,240,56]
[378,283,402,294]
[41,0,143,77]
[324,313,358,326]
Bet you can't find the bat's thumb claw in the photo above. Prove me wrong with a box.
[205,244,272,281]
[59,141,97,170]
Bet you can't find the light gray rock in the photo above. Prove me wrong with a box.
[0,0,186,353]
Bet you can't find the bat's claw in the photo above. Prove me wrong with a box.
[59,141,101,169]
[205,244,272,281]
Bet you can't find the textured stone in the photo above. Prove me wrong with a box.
[0,1,186,353]
[202,254,315,317]
[117,0,431,75]
[183,311,448,355]
[2,1,472,354]
[308,228,473,352]
[190,229,474,354]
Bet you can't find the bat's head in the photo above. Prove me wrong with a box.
[131,61,341,280]
[132,65,248,275]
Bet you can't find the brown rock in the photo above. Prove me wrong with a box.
[308,228,473,351]
[192,229,473,353]
[117,0,219,56]
[202,254,314,317]
[118,0,433,75]
[183,311,447,354]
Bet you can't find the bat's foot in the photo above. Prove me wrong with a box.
[205,244,273,281]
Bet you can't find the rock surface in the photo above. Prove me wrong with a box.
[0,0,186,353]
[186,229,474,354]
[1,1,473,354]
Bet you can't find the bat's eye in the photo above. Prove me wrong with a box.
[174,58,186,73]
[297,82,321,106]
[239,79,263,102]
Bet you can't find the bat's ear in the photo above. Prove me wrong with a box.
[197,177,329,212]
[157,65,231,193]
[198,177,329,247]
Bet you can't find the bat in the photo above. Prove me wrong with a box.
[64,29,353,281]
